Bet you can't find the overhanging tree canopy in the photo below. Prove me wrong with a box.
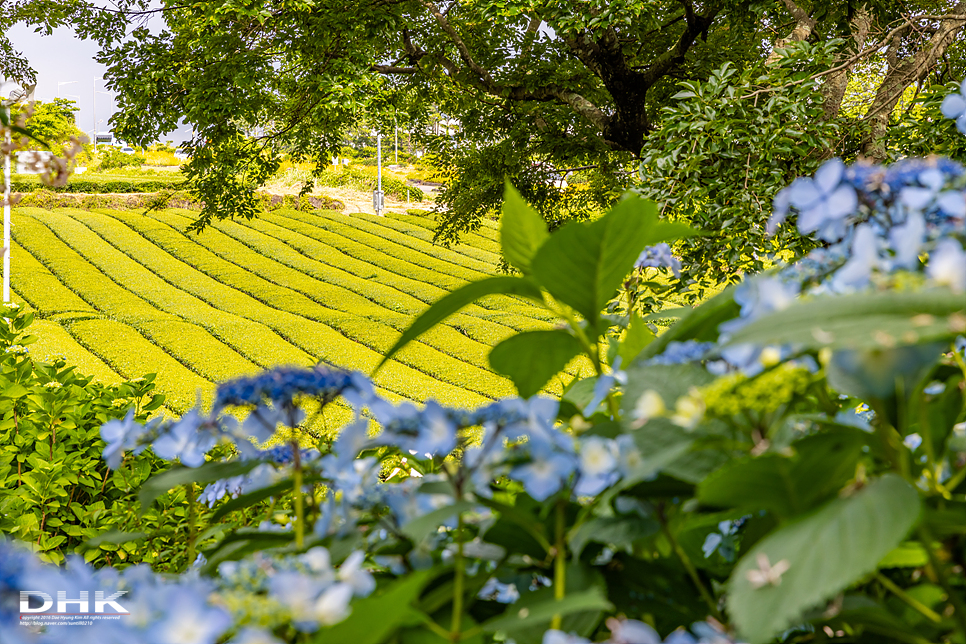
[3,1,965,263]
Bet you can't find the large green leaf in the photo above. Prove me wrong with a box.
[501,182,548,275]
[728,474,922,643]
[312,570,434,644]
[697,429,867,519]
[377,277,544,370]
[530,195,690,328]
[138,460,261,513]
[489,330,583,398]
[724,288,965,351]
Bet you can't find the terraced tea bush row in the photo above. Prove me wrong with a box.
[100,210,515,399]
[25,209,317,372]
[11,173,182,193]
[12,215,262,384]
[258,211,550,327]
[138,210,501,369]
[158,210,530,346]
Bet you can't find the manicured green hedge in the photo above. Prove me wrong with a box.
[78,210,489,407]
[25,209,317,371]
[262,210,552,327]
[15,317,122,384]
[356,210,504,264]
[393,210,503,256]
[159,209,547,346]
[68,319,213,413]
[157,210,527,347]
[11,173,183,194]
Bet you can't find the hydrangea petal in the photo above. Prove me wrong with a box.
[941,93,966,119]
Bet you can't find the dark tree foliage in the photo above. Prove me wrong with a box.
[3,1,966,280]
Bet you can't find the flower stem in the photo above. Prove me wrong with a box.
[918,524,966,636]
[551,500,567,630]
[293,439,304,548]
[876,573,941,623]
[659,505,723,622]
[451,510,465,642]
[186,483,196,569]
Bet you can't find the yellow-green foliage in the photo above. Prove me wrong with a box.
[700,363,814,418]
[9,203,570,414]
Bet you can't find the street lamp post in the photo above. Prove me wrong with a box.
[372,133,385,217]
[57,80,78,98]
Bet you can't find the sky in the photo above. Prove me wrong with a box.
[6,20,193,145]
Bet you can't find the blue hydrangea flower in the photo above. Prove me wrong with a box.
[511,453,576,501]
[636,243,682,278]
[784,158,858,240]
[100,409,147,469]
[151,409,215,467]
[941,79,966,134]
[830,224,879,291]
[927,238,966,293]
[411,401,457,457]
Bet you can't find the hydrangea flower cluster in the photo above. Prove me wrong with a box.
[768,155,965,293]
[636,243,683,278]
[0,539,373,644]
[544,617,746,644]
[99,368,657,555]
[99,366,372,470]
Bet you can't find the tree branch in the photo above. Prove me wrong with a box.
[743,12,966,101]
[861,2,966,158]
[765,0,817,65]
[372,64,419,74]
[420,0,498,92]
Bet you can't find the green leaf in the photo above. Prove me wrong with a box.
[377,277,544,371]
[697,430,867,519]
[878,541,929,568]
[569,515,660,557]
[617,313,655,364]
[2,383,30,399]
[531,195,691,329]
[724,288,965,351]
[312,570,434,644]
[637,286,739,361]
[501,182,548,275]
[209,478,296,523]
[200,530,295,571]
[401,500,476,544]
[728,474,922,643]
[489,330,583,398]
[480,587,613,633]
[138,460,261,513]
[80,530,150,549]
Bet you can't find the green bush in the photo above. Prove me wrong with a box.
[11,173,182,194]
[95,146,146,170]
[310,165,424,202]
[0,302,172,566]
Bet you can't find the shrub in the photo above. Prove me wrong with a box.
[94,146,146,170]
[0,303,170,566]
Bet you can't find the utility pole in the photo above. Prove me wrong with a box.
[3,102,10,303]
[372,133,384,217]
